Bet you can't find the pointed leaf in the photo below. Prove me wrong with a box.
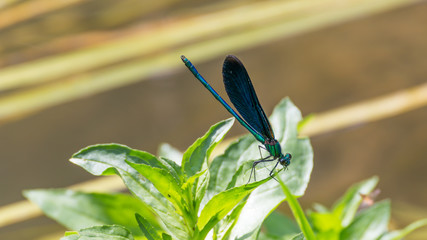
[340,200,390,240]
[278,179,315,240]
[157,143,184,182]
[197,177,269,239]
[332,176,379,227]
[24,189,152,237]
[70,144,187,239]
[379,218,427,240]
[135,213,163,240]
[60,225,133,240]
[160,157,183,183]
[181,118,234,220]
[182,118,234,177]
[213,195,248,239]
[127,161,184,215]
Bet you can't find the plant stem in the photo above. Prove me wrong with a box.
[278,179,316,240]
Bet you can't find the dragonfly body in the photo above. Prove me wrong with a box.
[181,55,291,181]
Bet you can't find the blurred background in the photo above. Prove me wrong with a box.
[0,0,426,239]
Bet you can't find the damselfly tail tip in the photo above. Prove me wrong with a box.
[180,55,187,61]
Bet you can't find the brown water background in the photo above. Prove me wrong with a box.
[0,1,426,239]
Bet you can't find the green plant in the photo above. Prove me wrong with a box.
[24,98,426,239]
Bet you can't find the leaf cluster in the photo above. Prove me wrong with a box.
[24,98,426,239]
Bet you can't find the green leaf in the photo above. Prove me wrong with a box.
[213,195,248,239]
[308,176,380,239]
[60,225,133,240]
[181,118,234,223]
[227,98,313,239]
[135,213,163,240]
[207,134,255,198]
[290,233,306,240]
[70,144,187,239]
[379,218,427,240]
[258,232,305,240]
[159,156,183,183]
[297,113,315,133]
[263,211,300,238]
[340,200,390,240]
[309,212,341,240]
[278,179,315,240]
[157,143,184,182]
[162,233,173,240]
[127,161,184,215]
[182,169,208,189]
[64,231,79,237]
[332,176,379,227]
[182,118,234,177]
[24,189,156,237]
[193,168,210,215]
[71,144,167,174]
[196,177,270,239]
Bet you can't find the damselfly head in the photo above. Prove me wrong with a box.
[280,153,292,167]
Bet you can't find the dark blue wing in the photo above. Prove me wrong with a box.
[222,55,275,140]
